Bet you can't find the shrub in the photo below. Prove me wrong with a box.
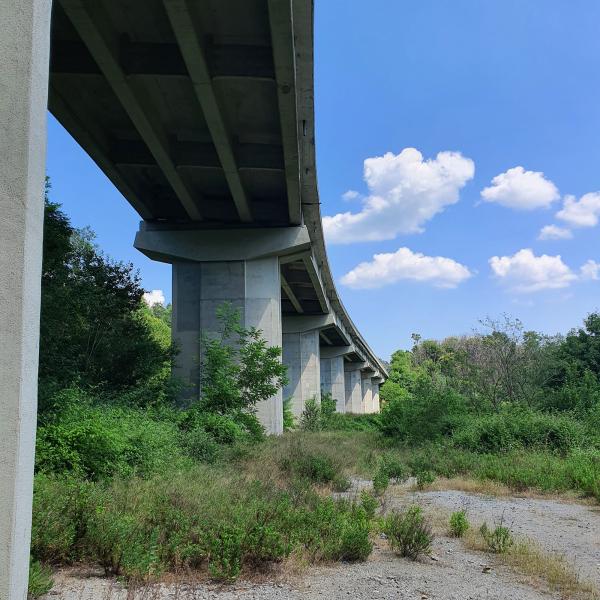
[452,407,584,454]
[449,510,469,537]
[280,451,339,484]
[379,453,407,481]
[415,470,436,490]
[320,393,337,420]
[480,522,513,553]
[383,505,433,560]
[179,427,221,463]
[372,469,390,496]
[300,397,322,432]
[28,559,53,598]
[323,413,381,432]
[360,490,379,520]
[283,397,295,431]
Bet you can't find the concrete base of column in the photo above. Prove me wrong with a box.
[320,356,345,413]
[282,329,321,419]
[172,257,283,434]
[372,382,381,413]
[1,1,52,597]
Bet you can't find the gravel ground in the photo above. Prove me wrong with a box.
[43,485,599,600]
[406,488,600,588]
[44,538,556,600]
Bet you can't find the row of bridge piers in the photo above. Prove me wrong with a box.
[137,224,383,434]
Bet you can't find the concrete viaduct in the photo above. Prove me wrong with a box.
[1,0,387,596]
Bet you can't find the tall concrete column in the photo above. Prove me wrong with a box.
[1,1,52,597]
[320,355,346,413]
[361,373,373,414]
[172,257,283,434]
[344,365,363,413]
[371,381,381,413]
[282,327,321,419]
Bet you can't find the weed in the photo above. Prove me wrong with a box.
[416,470,436,490]
[383,505,433,560]
[449,510,469,537]
[28,559,53,598]
[372,469,390,496]
[480,522,513,553]
[359,490,379,520]
[300,398,321,432]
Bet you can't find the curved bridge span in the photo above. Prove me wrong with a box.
[49,0,387,431]
[1,3,387,593]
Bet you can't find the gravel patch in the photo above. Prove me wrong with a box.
[405,489,600,588]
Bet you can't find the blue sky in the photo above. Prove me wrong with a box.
[47,0,600,360]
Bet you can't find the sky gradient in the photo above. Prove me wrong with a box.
[47,0,600,360]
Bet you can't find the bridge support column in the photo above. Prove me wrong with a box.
[0,0,52,597]
[320,356,346,413]
[371,381,381,413]
[172,257,283,434]
[282,327,321,419]
[344,365,364,413]
[361,373,374,414]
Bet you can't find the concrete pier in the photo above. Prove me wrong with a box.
[282,328,321,418]
[172,257,283,434]
[344,365,364,413]
[361,373,374,413]
[0,1,52,597]
[320,356,346,412]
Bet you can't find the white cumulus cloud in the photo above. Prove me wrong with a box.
[323,148,475,244]
[489,249,576,293]
[538,225,573,240]
[340,247,473,290]
[481,166,559,210]
[342,190,360,201]
[556,192,600,228]
[143,289,165,306]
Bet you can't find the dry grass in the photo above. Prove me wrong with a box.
[412,476,592,504]
[462,526,599,600]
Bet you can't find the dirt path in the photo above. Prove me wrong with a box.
[43,486,600,600]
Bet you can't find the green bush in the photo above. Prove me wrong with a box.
[323,413,381,432]
[383,505,432,560]
[283,397,295,431]
[179,427,221,463]
[31,467,375,581]
[359,490,379,520]
[452,407,584,454]
[449,510,469,537]
[379,453,407,481]
[28,559,53,598]
[280,450,339,484]
[300,397,322,432]
[480,522,513,553]
[415,470,436,490]
[35,393,187,479]
[320,393,337,420]
[372,469,390,496]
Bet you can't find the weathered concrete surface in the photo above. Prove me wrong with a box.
[0,1,52,597]
[320,356,345,412]
[172,257,283,434]
[371,381,381,413]
[361,373,373,414]
[344,366,363,414]
[282,328,321,418]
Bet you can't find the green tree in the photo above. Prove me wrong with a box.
[198,304,288,417]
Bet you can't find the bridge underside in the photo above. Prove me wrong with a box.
[47,0,387,430]
[1,1,388,594]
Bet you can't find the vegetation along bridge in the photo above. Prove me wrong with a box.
[1,0,387,596]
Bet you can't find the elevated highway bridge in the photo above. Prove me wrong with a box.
[1,1,387,595]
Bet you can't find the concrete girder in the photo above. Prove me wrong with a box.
[58,0,203,222]
[267,0,302,226]
[163,0,252,223]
